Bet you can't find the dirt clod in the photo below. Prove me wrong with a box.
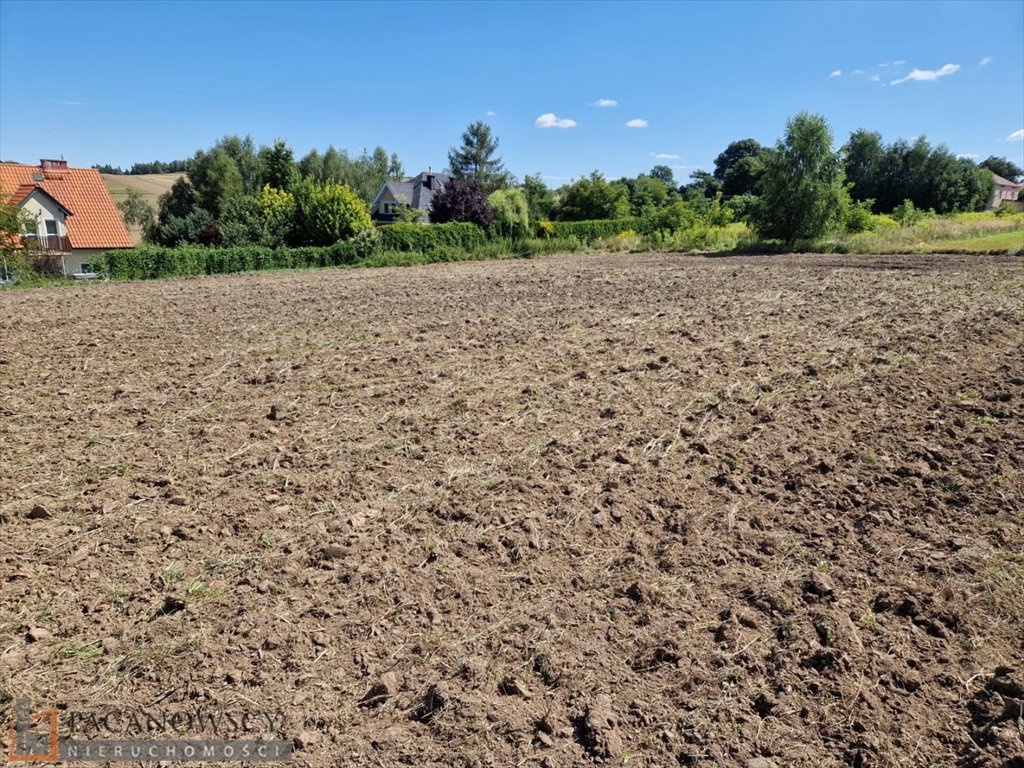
[321,544,346,560]
[360,671,400,708]
[498,676,532,698]
[294,731,321,750]
[26,627,53,643]
[26,504,51,520]
[578,693,623,760]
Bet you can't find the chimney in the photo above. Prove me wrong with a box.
[40,158,69,179]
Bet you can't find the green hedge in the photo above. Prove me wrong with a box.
[97,219,634,281]
[101,242,359,280]
[543,218,639,241]
[376,222,487,252]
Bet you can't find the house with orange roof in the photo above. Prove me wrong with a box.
[1,159,133,277]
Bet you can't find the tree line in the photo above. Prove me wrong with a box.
[109,116,1020,251]
[121,136,404,248]
[93,160,189,175]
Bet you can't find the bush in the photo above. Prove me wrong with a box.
[541,218,639,242]
[428,179,493,226]
[995,201,1020,218]
[536,220,555,239]
[706,193,734,227]
[891,199,935,227]
[728,195,759,222]
[640,203,696,236]
[844,198,875,233]
[294,179,372,246]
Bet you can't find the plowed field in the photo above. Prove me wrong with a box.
[2,252,1022,767]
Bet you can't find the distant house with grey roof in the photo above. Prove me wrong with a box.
[371,170,451,224]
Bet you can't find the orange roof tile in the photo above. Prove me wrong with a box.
[0,162,133,249]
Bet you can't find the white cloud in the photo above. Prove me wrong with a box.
[829,69,842,77]
[979,56,993,66]
[625,118,648,128]
[852,69,864,75]
[870,74,881,82]
[1009,129,1024,142]
[535,113,577,129]
[485,110,497,117]
[893,60,906,65]
[956,153,979,159]
[653,153,681,159]
[591,98,618,107]
[890,63,960,85]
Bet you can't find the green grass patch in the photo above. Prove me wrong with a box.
[925,229,1024,254]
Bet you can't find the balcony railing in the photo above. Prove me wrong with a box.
[23,234,71,253]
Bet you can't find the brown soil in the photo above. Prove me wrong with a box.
[1,252,1022,767]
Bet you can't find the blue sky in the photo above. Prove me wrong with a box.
[1,0,1022,184]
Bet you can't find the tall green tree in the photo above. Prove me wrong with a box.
[259,139,299,192]
[522,174,555,222]
[979,156,1023,183]
[216,135,262,195]
[188,147,244,216]
[447,121,510,193]
[553,172,631,221]
[297,145,403,205]
[843,129,886,203]
[713,139,767,183]
[622,175,672,217]
[751,112,849,244]
[680,170,722,203]
[648,165,675,186]
[844,132,994,213]
[157,177,198,223]
[722,154,766,198]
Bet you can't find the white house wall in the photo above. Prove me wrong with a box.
[19,191,68,237]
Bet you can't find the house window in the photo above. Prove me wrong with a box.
[79,263,91,274]
[45,220,58,235]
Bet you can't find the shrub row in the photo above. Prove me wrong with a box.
[101,242,361,280]
[97,220,648,281]
[542,218,640,241]
[376,222,487,252]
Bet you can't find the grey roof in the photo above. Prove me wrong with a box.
[380,171,452,211]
